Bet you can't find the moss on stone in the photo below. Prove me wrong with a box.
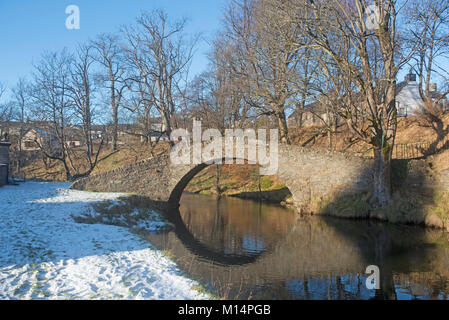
[391,159,411,190]
[313,192,371,218]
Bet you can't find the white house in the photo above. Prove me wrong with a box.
[288,71,447,128]
[396,72,447,117]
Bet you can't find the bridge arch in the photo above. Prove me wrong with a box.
[167,157,286,205]
[70,144,376,212]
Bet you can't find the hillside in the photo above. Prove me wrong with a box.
[17,142,169,182]
[291,113,449,158]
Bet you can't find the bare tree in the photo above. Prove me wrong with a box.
[29,49,110,180]
[29,50,75,180]
[223,0,308,143]
[0,82,6,105]
[296,0,422,207]
[294,47,323,130]
[122,9,198,145]
[407,0,449,153]
[91,33,129,151]
[187,67,246,134]
[11,78,30,150]
[8,78,31,173]
[209,35,252,130]
[68,45,95,156]
[123,80,163,151]
[0,83,14,129]
[67,44,111,178]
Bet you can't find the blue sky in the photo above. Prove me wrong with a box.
[1,1,446,103]
[0,0,224,101]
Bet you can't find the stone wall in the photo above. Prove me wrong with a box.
[399,157,449,192]
[0,142,10,187]
[70,143,376,210]
[0,165,7,187]
[70,141,449,213]
[277,145,374,211]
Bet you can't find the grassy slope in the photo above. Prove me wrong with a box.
[291,113,449,157]
[19,142,169,182]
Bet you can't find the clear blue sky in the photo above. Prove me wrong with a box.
[0,0,224,101]
[1,1,446,103]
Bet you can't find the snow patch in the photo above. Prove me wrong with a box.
[0,182,208,300]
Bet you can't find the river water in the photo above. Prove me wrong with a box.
[145,193,449,300]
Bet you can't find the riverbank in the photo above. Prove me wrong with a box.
[308,152,449,232]
[0,182,208,300]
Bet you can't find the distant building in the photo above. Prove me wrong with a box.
[289,71,448,128]
[21,128,56,151]
[21,129,40,151]
[396,72,448,117]
[288,101,330,128]
[0,121,57,151]
[65,126,84,148]
[90,125,106,141]
[0,121,24,138]
[149,131,169,142]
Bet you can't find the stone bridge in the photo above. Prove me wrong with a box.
[70,143,377,211]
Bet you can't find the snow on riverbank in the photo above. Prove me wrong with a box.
[72,196,171,233]
[0,182,208,300]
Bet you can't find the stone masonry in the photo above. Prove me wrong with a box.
[70,143,377,211]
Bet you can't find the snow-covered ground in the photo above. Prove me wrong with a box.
[0,182,209,300]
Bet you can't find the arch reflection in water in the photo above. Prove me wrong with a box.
[145,193,449,300]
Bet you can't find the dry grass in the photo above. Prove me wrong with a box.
[290,113,449,157]
[184,163,289,201]
[18,141,170,182]
[316,192,372,219]
[430,149,449,172]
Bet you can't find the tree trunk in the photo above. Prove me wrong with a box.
[276,110,290,144]
[215,164,221,198]
[162,111,174,147]
[370,147,392,208]
[112,105,118,151]
[110,77,119,151]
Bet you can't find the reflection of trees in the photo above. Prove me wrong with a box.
[148,195,449,300]
[179,194,295,256]
[321,217,449,300]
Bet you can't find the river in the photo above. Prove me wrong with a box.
[144,193,449,300]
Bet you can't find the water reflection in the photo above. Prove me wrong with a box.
[145,193,449,300]
[178,193,294,256]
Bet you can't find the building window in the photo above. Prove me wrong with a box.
[403,105,408,117]
[397,102,408,117]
